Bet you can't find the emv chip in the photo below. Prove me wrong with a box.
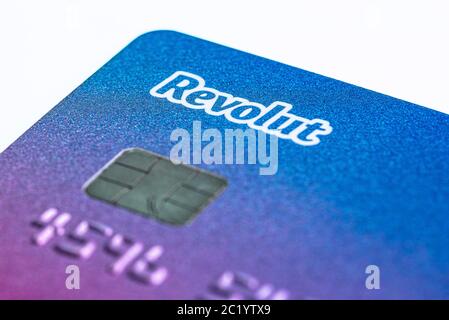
[84,148,227,225]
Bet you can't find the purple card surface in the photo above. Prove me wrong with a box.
[1,31,449,299]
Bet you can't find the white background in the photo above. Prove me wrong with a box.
[1,0,448,153]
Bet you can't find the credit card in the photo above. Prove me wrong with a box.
[0,30,448,299]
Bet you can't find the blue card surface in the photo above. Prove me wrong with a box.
[0,30,448,299]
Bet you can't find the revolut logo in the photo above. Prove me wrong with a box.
[150,71,332,146]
